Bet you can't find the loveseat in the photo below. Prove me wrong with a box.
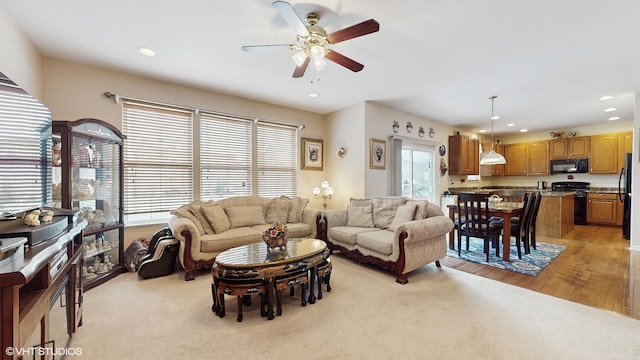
[168,196,322,280]
[323,197,454,284]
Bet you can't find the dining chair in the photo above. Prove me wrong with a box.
[489,192,534,259]
[456,192,502,262]
[525,192,543,251]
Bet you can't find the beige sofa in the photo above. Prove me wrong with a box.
[168,196,322,280]
[323,197,454,284]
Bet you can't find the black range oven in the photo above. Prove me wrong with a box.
[551,181,590,225]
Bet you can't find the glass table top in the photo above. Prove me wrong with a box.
[215,238,327,268]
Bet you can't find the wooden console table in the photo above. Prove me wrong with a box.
[0,219,86,359]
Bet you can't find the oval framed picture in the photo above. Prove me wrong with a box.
[439,145,446,156]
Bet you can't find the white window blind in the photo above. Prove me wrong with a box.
[200,113,252,200]
[0,85,52,214]
[122,102,193,222]
[257,122,297,198]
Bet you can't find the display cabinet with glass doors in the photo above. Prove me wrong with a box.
[52,118,126,290]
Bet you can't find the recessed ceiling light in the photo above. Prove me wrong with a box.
[138,47,156,57]
[490,116,500,120]
[506,123,515,127]
[519,129,528,132]
[608,116,621,121]
[604,107,617,112]
[309,93,319,98]
[479,129,487,133]
[600,95,614,101]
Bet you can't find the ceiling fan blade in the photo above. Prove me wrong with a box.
[292,57,310,78]
[325,51,364,72]
[272,1,310,36]
[241,44,294,52]
[327,19,380,44]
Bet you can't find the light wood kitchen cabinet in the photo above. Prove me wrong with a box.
[504,143,527,175]
[618,131,633,171]
[449,134,480,175]
[589,133,618,174]
[550,136,589,159]
[480,142,505,176]
[587,192,618,225]
[527,140,549,175]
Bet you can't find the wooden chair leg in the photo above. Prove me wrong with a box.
[236,296,243,322]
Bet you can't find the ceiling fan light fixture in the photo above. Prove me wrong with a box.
[292,50,307,66]
[310,44,325,59]
[313,57,327,71]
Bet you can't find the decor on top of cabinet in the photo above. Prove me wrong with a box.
[392,121,399,133]
[549,131,564,139]
[567,131,577,137]
[406,121,413,133]
[418,126,425,137]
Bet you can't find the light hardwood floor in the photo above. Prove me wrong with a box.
[440,224,640,320]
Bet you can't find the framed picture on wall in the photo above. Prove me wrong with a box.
[369,138,386,170]
[301,137,323,170]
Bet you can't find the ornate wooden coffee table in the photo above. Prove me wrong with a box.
[211,238,329,321]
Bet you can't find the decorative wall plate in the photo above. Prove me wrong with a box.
[439,145,446,156]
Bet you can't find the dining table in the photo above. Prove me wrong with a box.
[447,202,524,262]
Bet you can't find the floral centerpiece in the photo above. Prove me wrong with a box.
[262,223,289,251]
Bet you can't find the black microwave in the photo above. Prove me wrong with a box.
[550,158,589,174]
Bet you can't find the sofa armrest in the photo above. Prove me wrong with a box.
[301,207,322,238]
[394,216,454,246]
[168,215,201,279]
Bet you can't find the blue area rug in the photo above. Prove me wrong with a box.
[446,238,565,276]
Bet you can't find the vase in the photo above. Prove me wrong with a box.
[262,235,287,251]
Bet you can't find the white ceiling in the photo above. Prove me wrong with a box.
[1,0,639,135]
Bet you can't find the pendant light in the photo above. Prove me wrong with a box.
[480,95,507,165]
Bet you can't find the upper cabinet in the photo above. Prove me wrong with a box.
[527,140,549,175]
[504,143,527,176]
[589,133,618,174]
[449,135,480,176]
[618,131,633,171]
[550,136,589,159]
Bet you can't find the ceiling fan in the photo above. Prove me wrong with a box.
[241,1,380,78]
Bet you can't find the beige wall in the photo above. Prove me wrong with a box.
[40,58,329,246]
[0,6,42,98]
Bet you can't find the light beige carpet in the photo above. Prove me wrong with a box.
[70,255,640,359]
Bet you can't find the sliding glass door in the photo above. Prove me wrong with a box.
[401,147,435,202]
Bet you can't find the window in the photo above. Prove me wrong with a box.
[121,98,300,225]
[0,84,52,214]
[257,122,298,198]
[390,136,437,203]
[401,148,435,202]
[122,102,193,224]
[200,113,252,200]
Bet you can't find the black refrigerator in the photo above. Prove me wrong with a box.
[618,153,632,239]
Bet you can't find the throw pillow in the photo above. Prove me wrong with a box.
[298,198,309,221]
[170,204,206,235]
[200,204,231,234]
[266,198,291,224]
[350,198,373,207]
[285,196,302,223]
[406,200,429,220]
[388,204,418,232]
[225,206,267,228]
[347,205,374,228]
[189,201,216,234]
[372,197,407,229]
[424,202,444,218]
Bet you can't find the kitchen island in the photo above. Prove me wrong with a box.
[538,191,575,238]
